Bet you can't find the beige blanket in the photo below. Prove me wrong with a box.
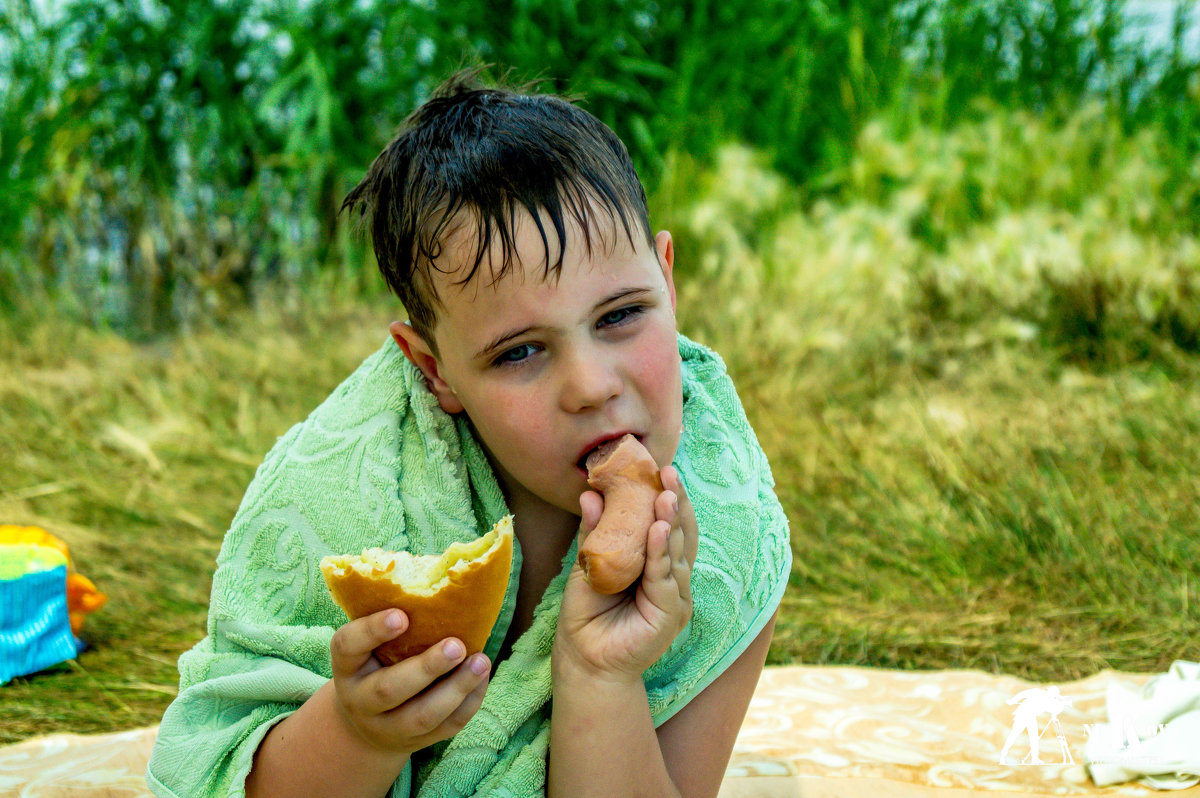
[2,665,1195,797]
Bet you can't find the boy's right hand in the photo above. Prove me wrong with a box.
[329,609,491,754]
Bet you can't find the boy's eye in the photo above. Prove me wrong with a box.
[599,305,645,327]
[494,343,538,366]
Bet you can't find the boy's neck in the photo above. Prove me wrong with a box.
[500,488,579,660]
[506,489,579,569]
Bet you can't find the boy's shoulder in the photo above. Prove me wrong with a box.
[222,338,451,556]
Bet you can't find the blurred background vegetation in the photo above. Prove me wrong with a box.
[2,0,1199,740]
[3,0,1198,335]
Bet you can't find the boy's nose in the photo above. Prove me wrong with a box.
[559,350,622,413]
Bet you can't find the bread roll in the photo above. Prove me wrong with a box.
[321,515,513,665]
[578,435,662,594]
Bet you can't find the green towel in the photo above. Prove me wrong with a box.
[146,332,791,798]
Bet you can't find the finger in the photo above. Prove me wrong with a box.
[359,637,469,713]
[654,489,678,527]
[390,652,491,737]
[638,519,676,598]
[657,468,695,609]
[330,610,407,681]
[638,520,691,626]
[660,466,698,564]
[578,490,604,537]
[662,513,691,606]
[668,515,686,566]
[451,665,491,723]
[674,534,693,607]
[660,467,692,526]
[431,662,491,737]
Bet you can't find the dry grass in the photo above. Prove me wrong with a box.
[745,352,1200,680]
[664,133,1200,683]
[4,274,1196,744]
[0,290,399,743]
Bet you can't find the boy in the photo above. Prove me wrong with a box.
[147,69,791,798]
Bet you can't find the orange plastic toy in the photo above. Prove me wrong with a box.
[0,525,107,634]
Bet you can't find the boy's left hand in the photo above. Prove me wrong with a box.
[556,465,698,681]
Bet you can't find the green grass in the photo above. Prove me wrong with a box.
[3,116,1199,744]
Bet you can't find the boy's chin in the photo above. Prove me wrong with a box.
[521,475,594,520]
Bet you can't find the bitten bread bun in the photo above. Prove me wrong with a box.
[321,515,513,666]
[578,434,662,594]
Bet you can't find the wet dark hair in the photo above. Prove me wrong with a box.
[341,67,654,354]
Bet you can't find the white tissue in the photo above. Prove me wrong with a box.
[1086,660,1200,790]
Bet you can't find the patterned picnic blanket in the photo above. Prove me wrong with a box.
[2,665,1196,797]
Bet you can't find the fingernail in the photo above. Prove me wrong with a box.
[672,495,679,514]
[443,640,464,660]
[469,654,489,676]
[386,611,404,630]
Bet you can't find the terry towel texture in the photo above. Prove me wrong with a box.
[146,332,792,798]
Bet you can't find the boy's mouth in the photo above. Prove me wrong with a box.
[576,433,643,477]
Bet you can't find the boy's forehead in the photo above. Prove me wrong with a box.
[430,203,638,298]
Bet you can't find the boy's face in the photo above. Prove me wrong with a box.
[393,206,682,520]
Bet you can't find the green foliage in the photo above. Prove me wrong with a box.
[1,0,438,331]
[901,0,1124,119]
[661,106,1200,370]
[0,2,75,306]
[1,0,1198,333]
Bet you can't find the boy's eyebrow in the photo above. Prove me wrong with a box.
[473,285,656,360]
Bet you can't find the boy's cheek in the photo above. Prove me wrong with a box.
[650,326,683,399]
[472,393,546,447]
[637,327,684,463]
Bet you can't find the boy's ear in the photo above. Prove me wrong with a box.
[655,230,676,315]
[389,320,465,414]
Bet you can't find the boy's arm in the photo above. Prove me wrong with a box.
[551,466,777,798]
[245,680,409,798]
[549,609,776,798]
[658,611,776,795]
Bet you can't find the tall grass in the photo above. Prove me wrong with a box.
[1,0,1197,333]
[0,290,398,742]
